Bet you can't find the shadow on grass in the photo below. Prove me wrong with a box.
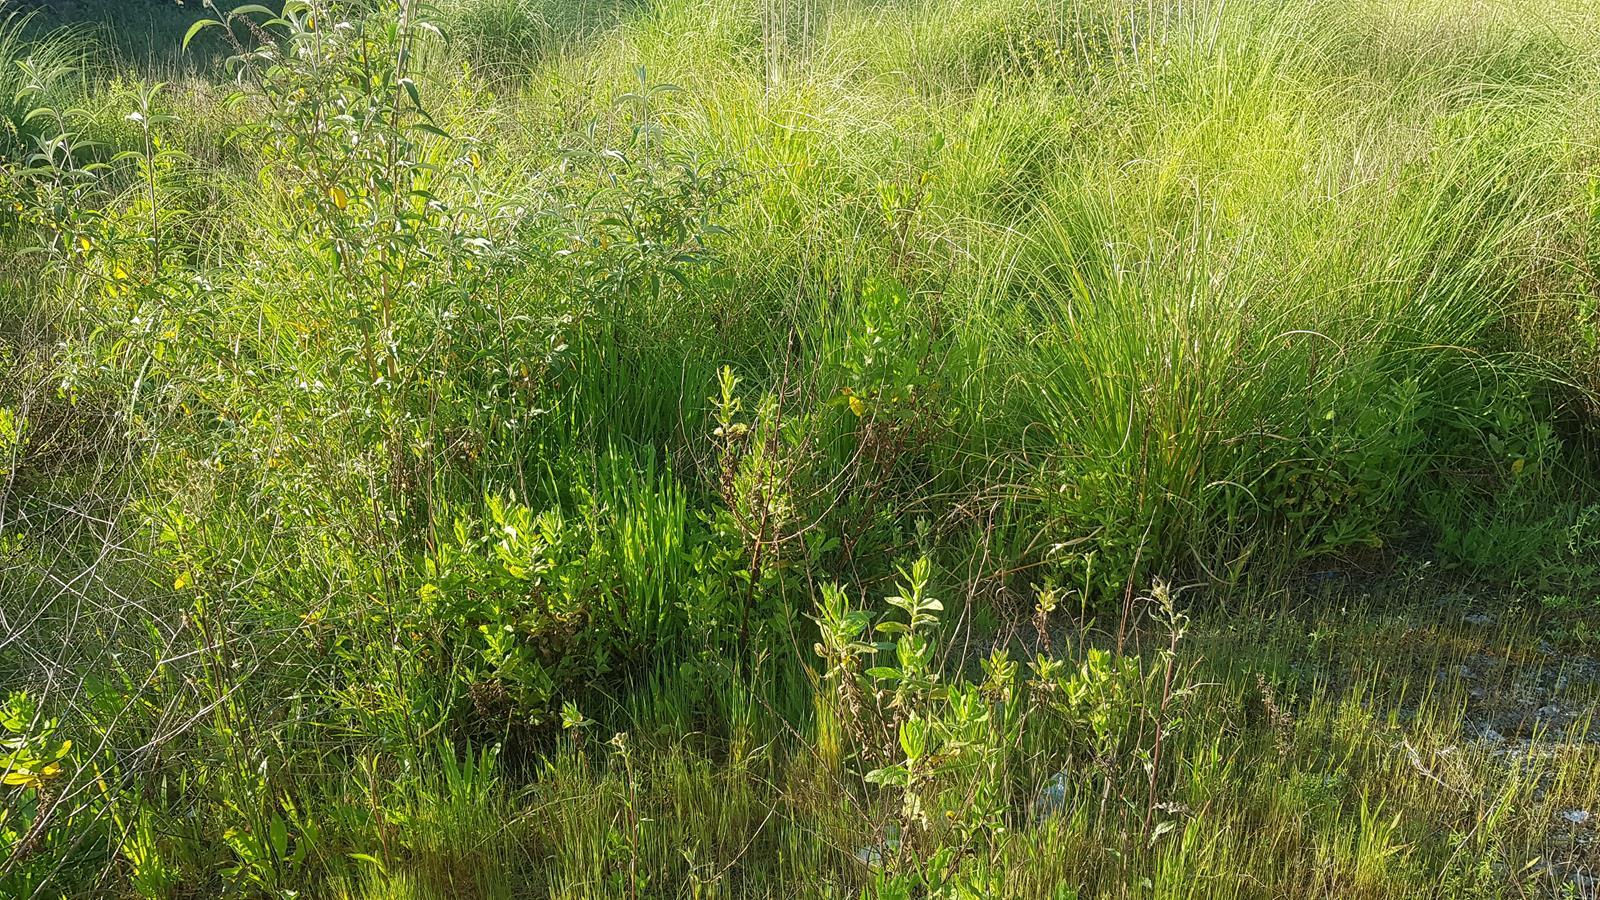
[447,0,651,83]
[20,0,654,80]
[15,0,224,74]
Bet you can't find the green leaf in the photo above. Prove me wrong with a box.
[348,853,387,873]
[864,764,908,786]
[182,18,220,52]
[899,718,927,760]
[268,815,289,857]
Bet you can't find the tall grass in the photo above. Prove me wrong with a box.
[2,0,1600,895]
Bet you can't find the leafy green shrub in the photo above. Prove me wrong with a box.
[815,563,1195,894]
[0,12,84,163]
[0,691,81,895]
[406,450,734,731]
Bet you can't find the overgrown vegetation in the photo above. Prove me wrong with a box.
[3,0,1600,895]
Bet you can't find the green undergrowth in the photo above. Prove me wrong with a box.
[3,0,1600,895]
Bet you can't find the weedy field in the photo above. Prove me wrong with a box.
[2,0,1600,896]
